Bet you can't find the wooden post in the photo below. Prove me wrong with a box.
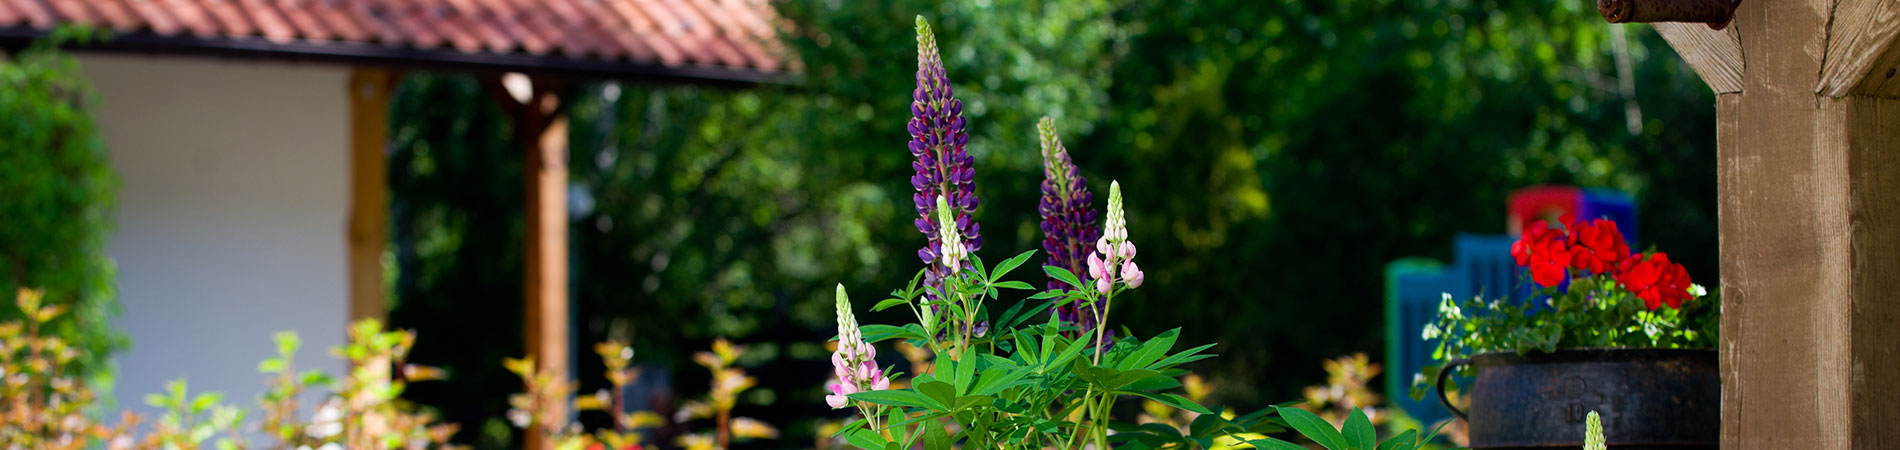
[501,76,571,450]
[1708,0,1900,448]
[347,68,397,324]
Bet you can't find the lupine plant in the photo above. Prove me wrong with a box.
[907,14,981,314]
[1583,411,1605,450]
[818,17,1333,450]
[1035,118,1103,336]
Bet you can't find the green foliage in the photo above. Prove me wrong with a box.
[383,75,526,446]
[1257,406,1449,450]
[0,27,123,380]
[828,21,1285,443]
[1408,283,1719,400]
[1408,236,1720,401]
[144,379,246,450]
[385,0,1720,443]
[1091,0,1718,406]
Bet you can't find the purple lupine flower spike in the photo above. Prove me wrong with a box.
[911,16,980,303]
[1035,117,1103,335]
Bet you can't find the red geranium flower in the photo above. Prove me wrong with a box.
[1527,239,1572,288]
[1567,218,1630,275]
[1614,252,1693,310]
[1511,220,1573,288]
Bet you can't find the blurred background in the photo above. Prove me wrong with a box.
[0,0,1716,448]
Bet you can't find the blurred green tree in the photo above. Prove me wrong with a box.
[1090,0,1716,407]
[0,29,124,381]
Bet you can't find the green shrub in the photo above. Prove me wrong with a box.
[0,27,122,380]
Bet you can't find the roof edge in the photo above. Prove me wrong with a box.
[0,27,795,88]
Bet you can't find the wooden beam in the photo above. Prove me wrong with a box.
[1649,22,1743,94]
[347,67,397,323]
[518,81,569,450]
[1720,0,1900,448]
[1818,0,1900,97]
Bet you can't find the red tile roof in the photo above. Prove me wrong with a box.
[0,0,785,82]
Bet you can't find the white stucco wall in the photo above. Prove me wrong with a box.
[79,53,351,417]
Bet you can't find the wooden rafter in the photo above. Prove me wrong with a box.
[1818,0,1900,97]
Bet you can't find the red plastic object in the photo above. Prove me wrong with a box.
[1508,186,1584,236]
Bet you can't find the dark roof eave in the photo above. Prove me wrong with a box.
[0,27,794,88]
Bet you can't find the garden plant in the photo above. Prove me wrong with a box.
[1412,215,1718,398]
[817,16,1454,450]
[0,285,460,450]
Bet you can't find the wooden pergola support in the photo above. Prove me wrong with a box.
[348,68,398,324]
[1630,0,1900,447]
[486,74,572,450]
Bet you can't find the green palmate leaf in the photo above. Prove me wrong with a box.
[1343,407,1375,450]
[994,297,1047,334]
[1375,429,1418,450]
[873,297,910,312]
[1125,328,1180,369]
[1420,415,1455,444]
[923,416,952,450]
[969,365,1033,396]
[1039,316,1061,367]
[1122,374,1183,391]
[991,280,1035,290]
[861,324,929,343]
[1048,333,1093,372]
[953,355,977,395]
[1043,265,1084,291]
[1123,390,1213,415]
[917,380,957,407]
[991,250,1038,281]
[887,408,911,446]
[1186,409,1236,439]
[848,389,946,411]
[1152,343,1218,368]
[1275,405,1347,450]
[1104,368,1164,390]
[847,428,889,450]
[1247,437,1312,450]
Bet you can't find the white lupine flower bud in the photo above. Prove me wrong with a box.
[936,196,965,273]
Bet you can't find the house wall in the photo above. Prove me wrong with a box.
[78,53,352,417]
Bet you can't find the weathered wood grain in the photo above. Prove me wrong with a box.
[1840,96,1900,450]
[1818,0,1900,97]
[1720,0,1900,447]
[1651,22,1744,93]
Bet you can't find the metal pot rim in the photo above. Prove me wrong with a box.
[1469,347,1717,365]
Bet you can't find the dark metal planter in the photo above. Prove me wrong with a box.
[1434,348,1718,449]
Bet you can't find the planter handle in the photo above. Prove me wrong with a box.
[1434,358,1471,422]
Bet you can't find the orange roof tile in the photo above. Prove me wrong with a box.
[0,0,784,82]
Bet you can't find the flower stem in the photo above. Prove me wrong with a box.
[1093,290,1116,365]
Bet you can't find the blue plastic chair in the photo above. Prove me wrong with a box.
[1384,258,1459,425]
